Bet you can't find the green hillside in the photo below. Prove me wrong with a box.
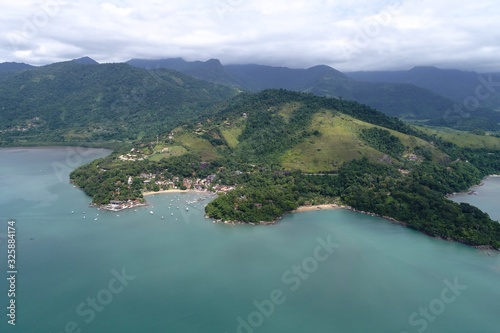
[0,61,238,145]
[132,59,461,122]
[416,126,500,149]
[71,90,500,249]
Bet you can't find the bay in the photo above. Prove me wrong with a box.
[449,176,500,222]
[1,148,499,333]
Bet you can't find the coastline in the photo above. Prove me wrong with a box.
[446,174,500,198]
[292,204,346,212]
[293,203,408,227]
[142,189,212,196]
[212,203,409,229]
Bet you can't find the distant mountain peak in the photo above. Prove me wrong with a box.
[72,57,99,65]
[410,65,440,71]
[307,64,345,74]
[204,58,222,65]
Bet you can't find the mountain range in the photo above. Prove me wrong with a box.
[3,56,500,247]
[346,66,500,110]
[0,59,237,144]
[126,58,500,129]
[1,56,500,146]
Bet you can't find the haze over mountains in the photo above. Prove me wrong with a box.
[347,66,500,110]
[1,56,500,144]
[126,58,500,129]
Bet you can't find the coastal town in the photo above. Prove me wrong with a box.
[98,172,235,212]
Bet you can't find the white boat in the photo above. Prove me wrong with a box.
[186,207,189,211]
[150,211,154,215]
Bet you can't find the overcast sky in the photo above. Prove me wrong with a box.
[1,0,499,72]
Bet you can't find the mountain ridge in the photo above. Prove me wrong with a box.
[127,57,500,129]
[346,66,500,110]
[0,60,238,145]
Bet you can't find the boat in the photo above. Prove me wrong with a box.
[150,211,154,215]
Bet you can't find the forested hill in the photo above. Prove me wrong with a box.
[128,58,500,131]
[70,89,500,248]
[0,62,34,81]
[129,58,459,122]
[0,62,34,73]
[0,61,238,145]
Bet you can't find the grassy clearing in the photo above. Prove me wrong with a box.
[281,113,449,172]
[149,146,188,161]
[281,112,384,172]
[278,102,302,123]
[383,127,448,163]
[175,133,219,161]
[221,126,243,148]
[416,126,500,149]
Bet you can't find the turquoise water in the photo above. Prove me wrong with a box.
[450,176,500,222]
[1,148,499,333]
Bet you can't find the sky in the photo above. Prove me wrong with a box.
[1,0,499,72]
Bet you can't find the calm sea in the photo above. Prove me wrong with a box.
[450,176,500,222]
[1,148,499,333]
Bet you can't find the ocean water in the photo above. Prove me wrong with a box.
[450,176,500,222]
[1,147,499,333]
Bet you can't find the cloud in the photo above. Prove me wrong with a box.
[0,0,499,72]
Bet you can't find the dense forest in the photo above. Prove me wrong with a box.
[0,61,237,145]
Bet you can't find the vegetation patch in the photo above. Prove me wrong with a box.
[278,102,302,123]
[281,113,383,172]
[175,133,219,161]
[149,146,188,161]
[416,126,500,149]
[221,126,243,148]
[359,127,406,158]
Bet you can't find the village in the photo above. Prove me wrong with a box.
[100,172,235,212]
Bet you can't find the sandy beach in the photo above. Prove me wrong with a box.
[142,189,211,196]
[293,204,345,212]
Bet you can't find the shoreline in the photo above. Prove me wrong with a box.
[292,203,408,227]
[292,204,346,212]
[446,174,500,198]
[142,189,213,196]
